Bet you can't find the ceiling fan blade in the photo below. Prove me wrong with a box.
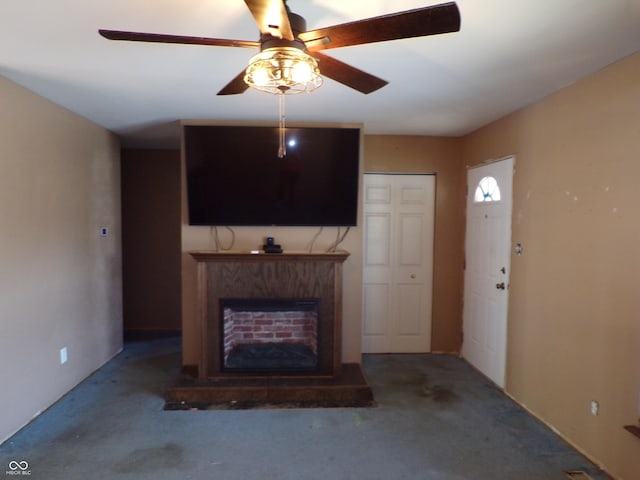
[300,2,460,51]
[99,29,259,49]
[217,70,250,96]
[310,52,388,94]
[243,0,294,40]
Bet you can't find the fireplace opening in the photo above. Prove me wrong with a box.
[221,299,320,374]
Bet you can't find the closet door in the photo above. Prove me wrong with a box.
[362,174,435,353]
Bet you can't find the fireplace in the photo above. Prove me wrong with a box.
[221,298,320,373]
[188,251,347,378]
[166,251,373,408]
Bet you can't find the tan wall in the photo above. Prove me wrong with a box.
[180,123,364,367]
[461,52,640,479]
[363,136,465,352]
[121,149,181,332]
[0,76,123,443]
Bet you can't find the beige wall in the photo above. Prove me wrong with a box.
[363,136,465,352]
[0,76,123,444]
[461,52,640,479]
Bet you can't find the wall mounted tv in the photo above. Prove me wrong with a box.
[183,125,360,227]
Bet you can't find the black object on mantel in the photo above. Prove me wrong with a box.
[263,236,283,254]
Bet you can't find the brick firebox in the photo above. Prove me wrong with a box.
[222,299,319,372]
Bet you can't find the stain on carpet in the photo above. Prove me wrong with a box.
[420,384,459,404]
[113,442,183,474]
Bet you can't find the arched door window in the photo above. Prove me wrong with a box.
[474,176,501,203]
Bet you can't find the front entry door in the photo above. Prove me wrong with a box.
[362,173,435,353]
[462,157,514,387]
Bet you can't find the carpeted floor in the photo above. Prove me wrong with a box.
[0,337,612,480]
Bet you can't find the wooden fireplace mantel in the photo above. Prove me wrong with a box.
[190,250,350,262]
[189,250,349,379]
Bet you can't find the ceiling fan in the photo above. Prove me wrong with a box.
[99,0,461,96]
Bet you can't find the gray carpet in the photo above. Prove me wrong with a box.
[0,337,611,480]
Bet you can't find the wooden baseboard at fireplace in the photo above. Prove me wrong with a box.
[164,363,374,409]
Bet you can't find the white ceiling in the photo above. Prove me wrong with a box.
[1,0,639,148]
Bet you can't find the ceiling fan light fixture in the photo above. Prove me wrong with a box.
[244,47,322,95]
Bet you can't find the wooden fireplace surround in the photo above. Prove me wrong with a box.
[190,250,349,379]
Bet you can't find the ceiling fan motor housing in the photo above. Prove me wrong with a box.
[260,11,307,52]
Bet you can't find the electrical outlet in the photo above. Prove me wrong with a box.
[60,347,68,365]
[590,400,599,416]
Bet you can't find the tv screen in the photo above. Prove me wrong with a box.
[183,125,360,226]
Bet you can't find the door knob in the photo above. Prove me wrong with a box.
[410,273,416,279]
[496,282,506,290]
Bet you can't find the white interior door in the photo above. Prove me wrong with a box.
[462,157,514,387]
[362,174,435,353]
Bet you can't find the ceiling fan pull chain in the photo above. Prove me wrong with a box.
[278,92,286,158]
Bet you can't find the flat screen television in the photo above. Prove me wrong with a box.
[183,125,360,226]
